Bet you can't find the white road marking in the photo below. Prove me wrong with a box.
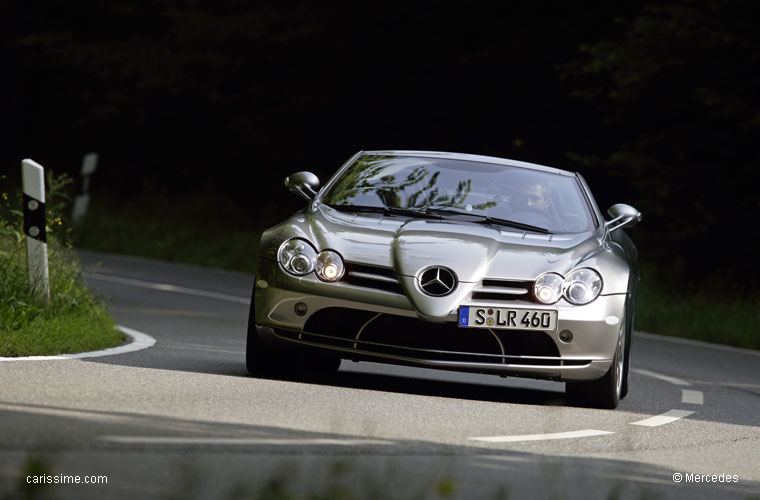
[632,368,691,386]
[630,409,695,427]
[85,272,250,305]
[0,325,155,361]
[681,389,704,405]
[469,429,614,443]
[629,367,702,426]
[98,436,395,446]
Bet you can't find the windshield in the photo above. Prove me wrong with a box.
[320,155,595,233]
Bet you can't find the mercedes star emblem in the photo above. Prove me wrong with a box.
[419,267,457,296]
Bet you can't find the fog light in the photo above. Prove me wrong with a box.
[559,330,573,343]
[294,302,308,316]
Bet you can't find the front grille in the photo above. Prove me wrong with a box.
[343,262,404,294]
[273,307,576,367]
[471,278,534,302]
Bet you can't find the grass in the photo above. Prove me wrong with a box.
[75,193,274,273]
[73,193,760,352]
[0,173,124,357]
[635,274,760,350]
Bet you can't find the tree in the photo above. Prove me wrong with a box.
[561,0,759,288]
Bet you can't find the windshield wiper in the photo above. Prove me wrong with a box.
[327,205,549,232]
[483,215,551,234]
[424,208,551,234]
[327,204,442,219]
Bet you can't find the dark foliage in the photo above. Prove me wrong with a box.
[2,0,756,291]
[560,0,759,290]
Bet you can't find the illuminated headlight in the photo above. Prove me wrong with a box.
[563,268,603,305]
[316,250,345,282]
[533,273,563,304]
[278,238,317,276]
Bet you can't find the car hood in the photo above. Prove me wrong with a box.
[305,206,602,282]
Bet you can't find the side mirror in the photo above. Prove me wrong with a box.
[284,171,321,201]
[606,203,642,232]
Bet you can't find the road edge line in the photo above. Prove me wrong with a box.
[0,325,156,361]
[85,272,250,304]
[469,429,615,443]
[98,436,396,446]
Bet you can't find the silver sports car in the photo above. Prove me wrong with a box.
[248,151,641,409]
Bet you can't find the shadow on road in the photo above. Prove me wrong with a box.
[1,400,757,500]
[87,347,566,407]
[85,333,760,427]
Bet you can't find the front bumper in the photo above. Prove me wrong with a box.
[254,259,626,382]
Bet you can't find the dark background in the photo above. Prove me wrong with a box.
[2,0,757,292]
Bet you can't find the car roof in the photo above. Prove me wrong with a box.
[361,150,576,177]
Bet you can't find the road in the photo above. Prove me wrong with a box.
[1,250,758,499]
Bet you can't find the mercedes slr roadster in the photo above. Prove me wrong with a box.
[247,151,641,409]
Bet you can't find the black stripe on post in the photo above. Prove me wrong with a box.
[23,193,47,243]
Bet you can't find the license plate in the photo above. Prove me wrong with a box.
[458,306,557,331]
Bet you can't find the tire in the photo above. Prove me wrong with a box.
[302,353,342,373]
[566,316,626,409]
[246,289,288,376]
[246,288,341,376]
[620,299,634,399]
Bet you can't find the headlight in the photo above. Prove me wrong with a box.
[278,238,317,276]
[315,250,345,282]
[533,272,563,304]
[563,268,603,305]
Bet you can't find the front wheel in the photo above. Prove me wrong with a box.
[566,322,626,409]
[246,289,341,376]
[246,290,290,376]
[620,298,635,399]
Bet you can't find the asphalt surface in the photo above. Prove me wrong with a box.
[1,250,758,499]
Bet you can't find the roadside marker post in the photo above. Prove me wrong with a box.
[21,159,50,301]
[71,152,98,226]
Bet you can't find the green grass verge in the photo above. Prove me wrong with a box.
[635,276,759,350]
[75,194,759,352]
[1,174,124,357]
[76,194,269,273]
[0,240,125,357]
